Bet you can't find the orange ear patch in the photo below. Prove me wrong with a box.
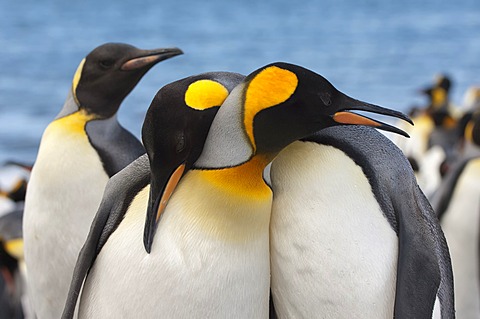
[244,66,298,151]
[185,80,229,110]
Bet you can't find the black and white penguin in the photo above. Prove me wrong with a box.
[61,71,245,319]
[61,63,410,319]
[431,113,480,318]
[23,42,182,319]
[269,125,455,318]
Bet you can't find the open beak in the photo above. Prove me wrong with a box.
[121,47,183,71]
[143,164,186,253]
[332,94,413,138]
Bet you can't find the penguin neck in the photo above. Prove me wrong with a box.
[48,109,95,137]
[55,90,80,120]
[195,154,273,200]
[56,89,120,121]
[171,155,273,243]
[194,83,254,169]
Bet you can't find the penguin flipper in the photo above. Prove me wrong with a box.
[430,157,473,219]
[394,185,454,318]
[61,154,150,319]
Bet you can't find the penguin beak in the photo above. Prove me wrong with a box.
[332,94,413,138]
[121,47,183,71]
[143,163,186,253]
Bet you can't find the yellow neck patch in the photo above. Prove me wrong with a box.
[72,58,86,105]
[196,155,272,200]
[185,80,229,110]
[465,120,474,142]
[431,88,447,108]
[49,110,95,135]
[244,66,298,152]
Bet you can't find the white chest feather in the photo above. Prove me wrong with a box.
[23,118,108,319]
[80,171,272,319]
[270,141,398,318]
[440,159,480,318]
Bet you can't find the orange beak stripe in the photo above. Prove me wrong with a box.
[155,164,186,223]
[121,55,164,71]
[333,111,382,127]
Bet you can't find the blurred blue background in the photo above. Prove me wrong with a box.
[1,0,479,164]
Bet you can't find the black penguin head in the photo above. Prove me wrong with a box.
[435,74,452,93]
[420,73,452,111]
[141,72,245,253]
[245,62,412,155]
[73,43,183,118]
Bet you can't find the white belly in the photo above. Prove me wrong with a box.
[80,175,271,319]
[270,141,398,318]
[23,123,108,319]
[440,159,480,318]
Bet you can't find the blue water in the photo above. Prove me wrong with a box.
[1,0,480,164]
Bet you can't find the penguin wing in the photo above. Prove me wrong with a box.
[430,156,474,219]
[86,116,146,177]
[394,184,454,318]
[62,154,150,319]
[307,126,454,318]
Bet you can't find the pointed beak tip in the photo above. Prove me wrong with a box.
[162,47,183,58]
[404,116,414,126]
[144,243,152,254]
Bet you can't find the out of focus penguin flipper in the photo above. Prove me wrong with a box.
[62,154,150,319]
[307,126,454,318]
[430,158,474,219]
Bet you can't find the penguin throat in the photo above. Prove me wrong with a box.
[196,155,272,200]
[50,110,95,135]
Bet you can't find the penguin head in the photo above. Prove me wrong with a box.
[245,62,411,155]
[72,43,183,118]
[420,73,452,111]
[195,62,411,171]
[141,72,245,253]
[435,73,452,93]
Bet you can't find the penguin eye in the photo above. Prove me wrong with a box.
[99,59,115,69]
[318,92,331,106]
[175,132,186,153]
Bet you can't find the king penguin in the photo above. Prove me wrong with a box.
[61,71,245,319]
[23,42,182,319]
[269,125,455,318]
[431,113,480,318]
[61,62,410,319]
